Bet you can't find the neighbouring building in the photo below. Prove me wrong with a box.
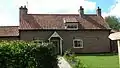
[0,6,111,55]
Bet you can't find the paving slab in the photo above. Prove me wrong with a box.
[58,56,72,68]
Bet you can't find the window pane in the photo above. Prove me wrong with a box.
[77,41,81,47]
[67,25,77,28]
[74,41,78,47]
[73,39,83,48]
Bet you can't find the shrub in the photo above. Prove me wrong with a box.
[64,49,87,68]
[64,49,76,62]
[0,40,58,68]
[73,59,87,68]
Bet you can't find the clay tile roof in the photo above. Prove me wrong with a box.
[20,14,110,30]
[63,17,78,23]
[0,26,19,36]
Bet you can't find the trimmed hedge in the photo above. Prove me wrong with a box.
[0,40,58,68]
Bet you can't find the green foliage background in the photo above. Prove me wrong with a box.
[105,16,120,30]
[0,40,58,68]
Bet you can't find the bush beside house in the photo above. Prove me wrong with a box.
[0,40,58,68]
[64,49,86,68]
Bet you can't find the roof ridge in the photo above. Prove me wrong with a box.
[27,14,79,16]
[0,26,19,28]
[27,14,101,16]
[84,14,97,16]
[0,26,18,27]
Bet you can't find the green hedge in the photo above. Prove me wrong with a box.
[0,40,58,68]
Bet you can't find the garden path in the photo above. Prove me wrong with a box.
[58,56,72,68]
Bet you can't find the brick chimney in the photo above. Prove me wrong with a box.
[19,5,28,17]
[78,6,84,17]
[96,7,101,16]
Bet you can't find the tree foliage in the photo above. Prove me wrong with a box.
[105,16,120,30]
[0,40,58,68]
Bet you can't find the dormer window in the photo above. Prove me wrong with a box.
[67,25,77,28]
[63,17,79,30]
[65,24,78,30]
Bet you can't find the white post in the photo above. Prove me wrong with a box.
[117,40,120,65]
[60,40,62,55]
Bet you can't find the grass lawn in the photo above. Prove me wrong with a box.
[76,53,119,68]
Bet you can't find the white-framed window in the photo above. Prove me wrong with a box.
[73,39,83,48]
[65,23,78,30]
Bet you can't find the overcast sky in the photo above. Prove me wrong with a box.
[0,0,119,26]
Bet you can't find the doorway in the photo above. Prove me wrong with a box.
[48,31,63,55]
[50,37,60,54]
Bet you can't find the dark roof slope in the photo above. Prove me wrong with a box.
[0,26,19,36]
[20,14,110,30]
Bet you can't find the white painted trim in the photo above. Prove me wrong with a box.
[66,28,78,30]
[48,31,63,55]
[73,39,83,48]
[117,40,120,65]
[48,31,63,40]
[65,23,78,30]
[60,40,62,55]
[73,47,83,48]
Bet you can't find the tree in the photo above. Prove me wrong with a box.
[105,16,120,30]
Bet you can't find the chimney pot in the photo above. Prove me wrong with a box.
[20,6,23,9]
[96,6,101,16]
[19,5,28,17]
[78,6,84,17]
[80,6,84,10]
[24,5,27,9]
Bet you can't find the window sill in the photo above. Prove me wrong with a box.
[66,28,78,30]
[73,47,83,48]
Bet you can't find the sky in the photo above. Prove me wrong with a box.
[0,0,119,26]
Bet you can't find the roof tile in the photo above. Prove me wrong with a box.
[20,14,110,29]
[0,26,19,36]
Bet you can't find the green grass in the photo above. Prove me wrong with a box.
[76,53,119,68]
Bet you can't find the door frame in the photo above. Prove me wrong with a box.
[48,31,63,55]
[49,38,63,55]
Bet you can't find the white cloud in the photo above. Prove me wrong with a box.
[105,0,120,17]
[0,11,19,26]
[13,0,96,14]
[102,12,109,18]
[0,0,96,26]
